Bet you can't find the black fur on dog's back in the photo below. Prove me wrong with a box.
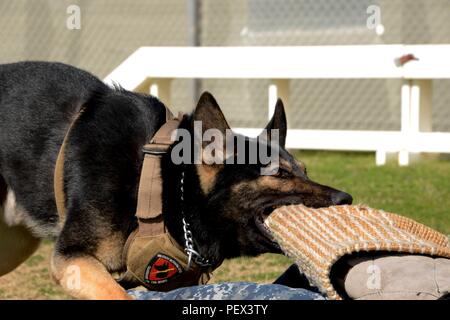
[0,61,166,240]
[0,61,103,236]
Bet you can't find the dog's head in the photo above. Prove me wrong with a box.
[168,92,352,259]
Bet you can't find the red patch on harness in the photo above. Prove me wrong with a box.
[144,253,183,284]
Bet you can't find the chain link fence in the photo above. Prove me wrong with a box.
[0,0,448,131]
[200,0,450,131]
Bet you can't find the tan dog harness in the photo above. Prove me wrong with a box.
[54,106,215,292]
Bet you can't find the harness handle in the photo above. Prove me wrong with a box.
[135,112,184,220]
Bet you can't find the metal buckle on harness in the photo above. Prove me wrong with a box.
[142,143,170,156]
[142,149,166,155]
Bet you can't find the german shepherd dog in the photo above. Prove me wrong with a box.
[0,61,352,299]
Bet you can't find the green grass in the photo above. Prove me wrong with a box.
[24,254,45,267]
[293,151,450,234]
[1,151,449,298]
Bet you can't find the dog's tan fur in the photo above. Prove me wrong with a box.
[94,232,126,272]
[0,183,40,277]
[50,254,131,300]
[196,165,220,194]
[232,174,299,195]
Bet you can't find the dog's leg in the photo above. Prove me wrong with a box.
[0,180,40,276]
[0,219,40,276]
[51,252,132,300]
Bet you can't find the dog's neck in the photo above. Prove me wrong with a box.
[161,153,224,268]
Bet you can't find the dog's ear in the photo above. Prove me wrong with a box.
[192,92,232,166]
[193,91,230,134]
[261,98,287,147]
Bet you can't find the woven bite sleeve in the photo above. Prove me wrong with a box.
[264,204,450,299]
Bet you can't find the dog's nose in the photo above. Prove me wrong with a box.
[331,191,353,205]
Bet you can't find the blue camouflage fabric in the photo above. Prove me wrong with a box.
[128,282,325,300]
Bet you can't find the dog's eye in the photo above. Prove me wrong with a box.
[275,167,291,179]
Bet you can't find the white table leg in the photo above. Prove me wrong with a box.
[149,79,172,107]
[268,79,289,120]
[376,150,387,166]
[399,80,412,166]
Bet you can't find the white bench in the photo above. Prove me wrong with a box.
[104,46,450,166]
